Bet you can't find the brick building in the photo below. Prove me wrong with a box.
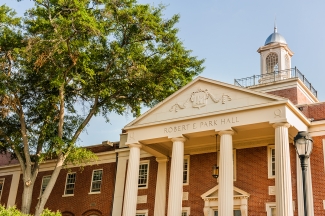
[0,28,325,216]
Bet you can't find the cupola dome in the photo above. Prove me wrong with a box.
[264,27,287,45]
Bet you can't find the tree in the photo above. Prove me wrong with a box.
[0,0,204,215]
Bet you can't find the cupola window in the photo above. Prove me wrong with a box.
[266,53,278,73]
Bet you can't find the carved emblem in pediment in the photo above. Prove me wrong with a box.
[169,88,231,112]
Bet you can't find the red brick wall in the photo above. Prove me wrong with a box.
[137,157,158,215]
[0,174,12,206]
[310,135,325,215]
[298,102,325,121]
[16,162,116,215]
[149,146,298,216]
[267,87,311,105]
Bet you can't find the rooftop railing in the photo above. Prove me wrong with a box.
[234,67,317,97]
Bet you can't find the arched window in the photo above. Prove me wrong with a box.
[62,211,74,216]
[82,209,102,216]
[266,53,278,73]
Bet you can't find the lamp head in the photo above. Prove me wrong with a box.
[294,131,313,157]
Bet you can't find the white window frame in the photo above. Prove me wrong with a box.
[0,178,4,201]
[40,175,51,196]
[265,202,276,216]
[138,160,149,189]
[217,149,236,181]
[136,209,148,216]
[182,207,190,216]
[183,155,190,185]
[268,145,275,179]
[90,169,103,194]
[63,172,76,196]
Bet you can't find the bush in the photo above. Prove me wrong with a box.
[0,205,61,216]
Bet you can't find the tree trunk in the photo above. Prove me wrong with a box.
[34,156,65,216]
[21,178,35,214]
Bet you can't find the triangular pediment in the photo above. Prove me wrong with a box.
[125,77,287,128]
[201,185,250,200]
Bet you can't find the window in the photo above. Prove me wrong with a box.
[90,170,103,193]
[268,145,275,178]
[183,156,190,185]
[266,202,276,216]
[64,173,76,195]
[138,161,149,188]
[182,207,190,216]
[266,53,278,73]
[40,175,51,195]
[0,179,4,201]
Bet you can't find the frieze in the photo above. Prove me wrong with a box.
[169,88,231,112]
[163,117,239,134]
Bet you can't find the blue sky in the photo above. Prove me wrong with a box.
[2,0,325,145]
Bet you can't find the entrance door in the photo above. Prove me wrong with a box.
[214,210,241,216]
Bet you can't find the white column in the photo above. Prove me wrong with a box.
[154,157,168,216]
[167,137,185,216]
[273,123,293,216]
[218,130,234,216]
[7,171,20,207]
[112,151,128,216]
[122,143,142,216]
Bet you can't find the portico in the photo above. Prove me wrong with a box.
[121,77,311,216]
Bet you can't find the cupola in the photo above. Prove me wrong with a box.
[257,26,293,75]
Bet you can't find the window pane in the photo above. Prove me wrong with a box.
[271,148,275,176]
[234,210,241,216]
[271,207,276,216]
[183,158,188,184]
[65,173,76,195]
[138,163,148,187]
[41,176,51,194]
[91,170,102,192]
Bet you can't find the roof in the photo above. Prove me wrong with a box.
[264,27,287,45]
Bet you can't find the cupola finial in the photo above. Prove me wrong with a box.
[274,17,277,33]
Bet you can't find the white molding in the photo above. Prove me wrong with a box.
[265,202,276,216]
[137,195,147,204]
[154,158,168,216]
[182,207,190,215]
[7,171,20,207]
[112,153,128,216]
[136,209,148,216]
[0,178,4,203]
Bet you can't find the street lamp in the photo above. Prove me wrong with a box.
[212,135,219,178]
[294,131,313,216]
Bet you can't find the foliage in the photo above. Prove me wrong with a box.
[0,0,204,214]
[0,205,61,216]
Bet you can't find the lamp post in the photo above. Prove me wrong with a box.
[294,131,313,216]
[212,135,219,178]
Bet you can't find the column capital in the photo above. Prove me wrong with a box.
[156,157,169,163]
[170,136,187,142]
[218,130,235,136]
[272,122,291,129]
[126,143,142,148]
